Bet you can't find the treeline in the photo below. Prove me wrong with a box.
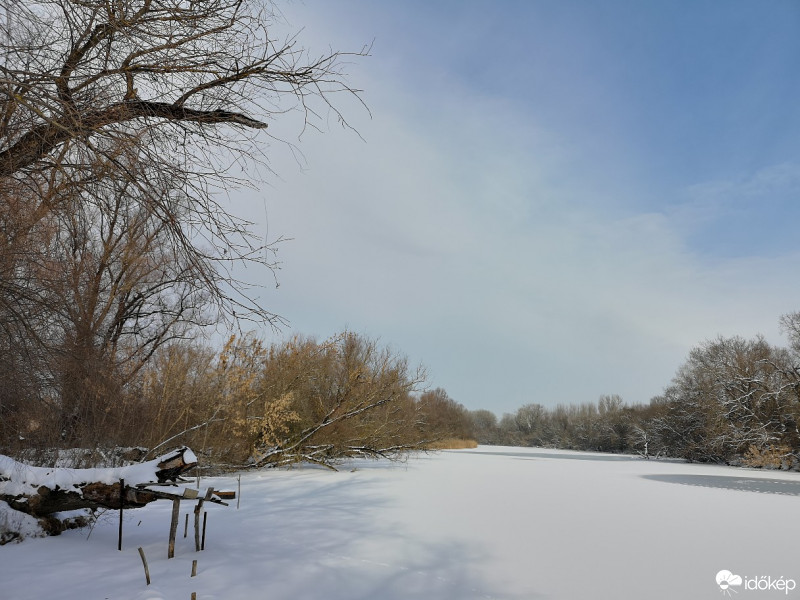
[470,312,800,470]
[469,395,638,454]
[1,331,475,467]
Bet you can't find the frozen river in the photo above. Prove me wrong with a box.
[3,446,799,599]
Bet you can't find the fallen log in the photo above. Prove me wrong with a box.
[0,447,197,517]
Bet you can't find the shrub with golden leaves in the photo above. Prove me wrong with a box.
[743,444,793,469]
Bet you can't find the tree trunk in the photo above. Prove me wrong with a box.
[0,447,197,517]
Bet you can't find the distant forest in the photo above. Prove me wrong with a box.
[468,313,800,470]
[5,316,800,472]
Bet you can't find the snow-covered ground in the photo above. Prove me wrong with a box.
[3,446,800,600]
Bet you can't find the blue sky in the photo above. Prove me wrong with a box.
[232,0,800,416]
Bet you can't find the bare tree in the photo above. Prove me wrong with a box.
[250,333,427,468]
[44,146,228,444]
[0,0,366,326]
[417,388,473,443]
[514,403,547,446]
[780,311,800,356]
[596,395,633,452]
[0,178,63,451]
[131,333,428,469]
[469,409,499,445]
[647,335,800,464]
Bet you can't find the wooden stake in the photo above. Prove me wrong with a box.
[193,504,201,552]
[118,478,124,551]
[237,474,241,510]
[191,559,197,577]
[194,487,213,552]
[168,498,180,558]
[138,547,151,585]
[184,513,189,538]
[201,512,207,551]
[191,593,196,600]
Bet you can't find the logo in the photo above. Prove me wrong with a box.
[717,571,743,596]
[716,570,797,596]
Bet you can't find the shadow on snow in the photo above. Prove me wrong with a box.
[642,473,800,496]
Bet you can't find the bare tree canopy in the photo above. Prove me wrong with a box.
[0,0,363,175]
[0,0,366,325]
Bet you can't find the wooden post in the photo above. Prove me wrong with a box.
[194,487,213,552]
[168,498,180,558]
[191,593,196,600]
[138,547,151,585]
[184,513,189,538]
[237,474,241,510]
[193,503,201,552]
[118,478,124,551]
[201,512,207,551]
[191,559,197,577]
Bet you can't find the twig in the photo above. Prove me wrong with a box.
[138,547,151,585]
[143,409,223,460]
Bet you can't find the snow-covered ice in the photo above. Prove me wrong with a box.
[2,446,799,599]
